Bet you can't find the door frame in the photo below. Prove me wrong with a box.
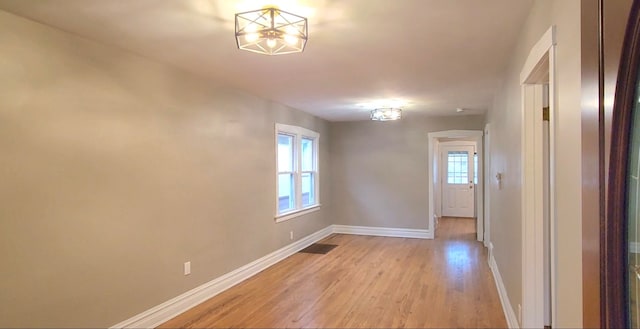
[520,25,557,328]
[484,123,491,247]
[428,130,484,240]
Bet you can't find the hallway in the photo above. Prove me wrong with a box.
[160,218,505,328]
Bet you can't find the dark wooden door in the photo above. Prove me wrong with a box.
[605,0,640,327]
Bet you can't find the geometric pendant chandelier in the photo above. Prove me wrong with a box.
[235,7,308,55]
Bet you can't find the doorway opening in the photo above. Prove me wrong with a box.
[428,130,483,241]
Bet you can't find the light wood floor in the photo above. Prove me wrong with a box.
[159,218,506,328]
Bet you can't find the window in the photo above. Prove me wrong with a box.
[447,151,469,184]
[474,152,478,185]
[276,124,320,221]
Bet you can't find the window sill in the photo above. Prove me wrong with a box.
[275,205,321,223]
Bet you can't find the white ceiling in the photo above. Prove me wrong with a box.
[0,0,533,121]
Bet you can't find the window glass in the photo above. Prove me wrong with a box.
[301,172,314,207]
[474,153,478,184]
[277,134,294,172]
[447,151,468,184]
[278,173,295,212]
[627,75,640,327]
[301,138,314,172]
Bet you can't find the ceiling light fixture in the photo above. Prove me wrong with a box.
[235,7,308,55]
[371,108,402,121]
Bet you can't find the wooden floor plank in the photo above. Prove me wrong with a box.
[159,217,507,328]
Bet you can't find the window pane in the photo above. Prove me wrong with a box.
[277,134,294,172]
[447,151,469,184]
[301,172,315,207]
[301,138,314,171]
[474,153,478,185]
[278,173,295,213]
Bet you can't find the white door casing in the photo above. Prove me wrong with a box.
[520,25,557,329]
[484,124,491,247]
[441,144,475,218]
[428,130,483,241]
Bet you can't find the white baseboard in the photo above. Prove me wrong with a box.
[111,224,434,328]
[488,243,519,329]
[111,225,334,329]
[333,224,432,239]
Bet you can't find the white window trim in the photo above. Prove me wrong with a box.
[274,123,320,222]
[275,204,322,223]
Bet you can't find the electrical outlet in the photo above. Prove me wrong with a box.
[184,261,191,275]
[290,231,294,240]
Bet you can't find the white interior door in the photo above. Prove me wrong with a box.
[441,145,475,218]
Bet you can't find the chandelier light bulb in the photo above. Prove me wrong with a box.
[267,38,277,48]
[245,23,258,32]
[284,34,298,45]
[245,33,259,43]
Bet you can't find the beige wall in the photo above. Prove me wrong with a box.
[487,0,582,327]
[0,11,331,328]
[330,116,485,231]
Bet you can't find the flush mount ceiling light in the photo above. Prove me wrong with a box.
[235,7,308,55]
[370,108,402,121]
